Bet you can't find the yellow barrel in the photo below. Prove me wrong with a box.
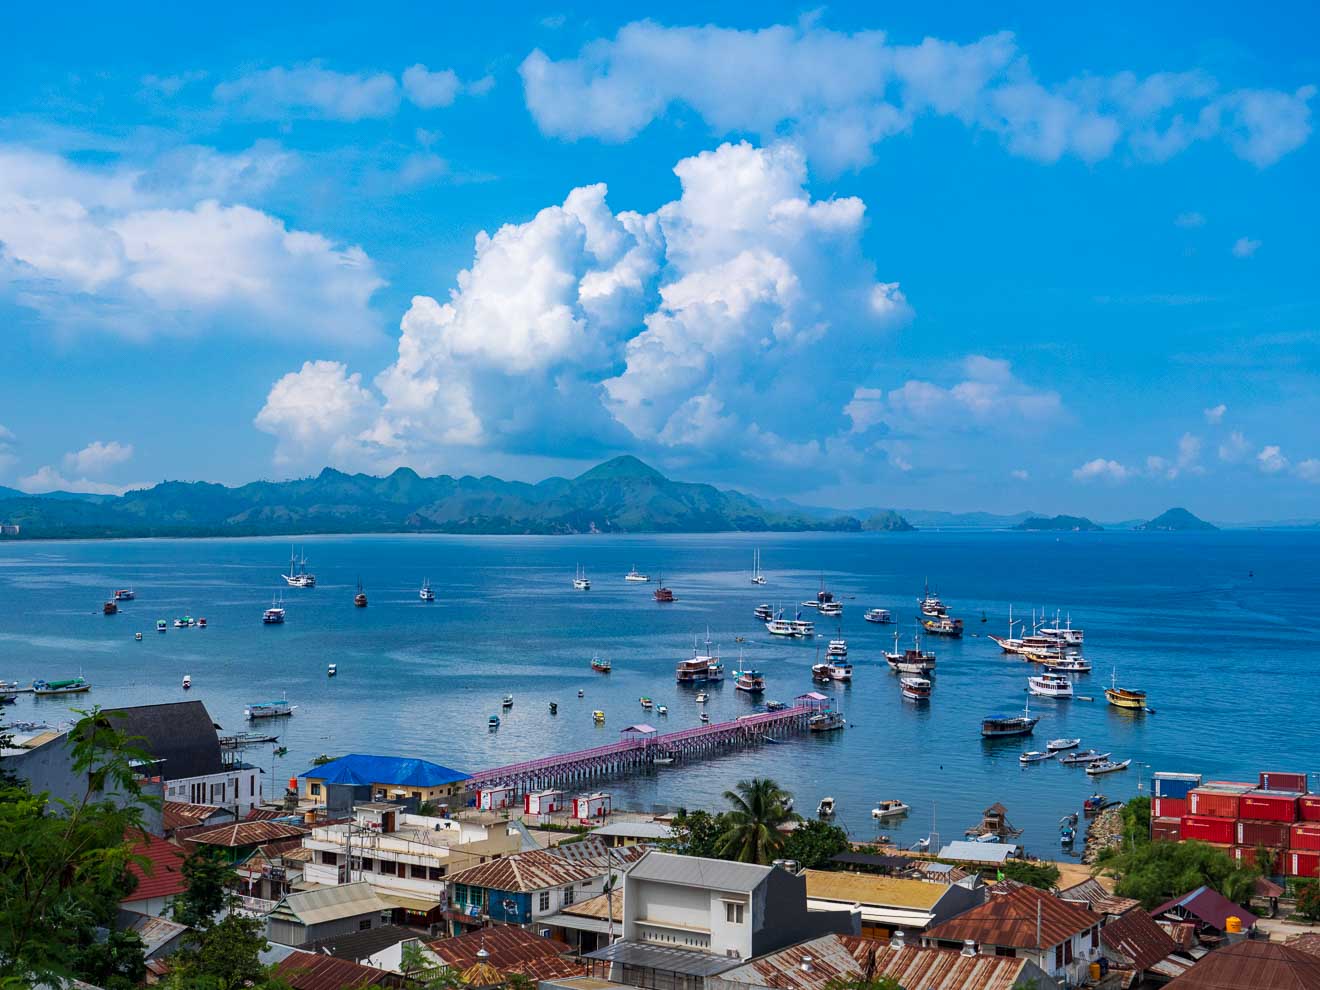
[1089,962,1101,981]
[1226,916,1242,933]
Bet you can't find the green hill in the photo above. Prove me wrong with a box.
[1013,514,1103,532]
[1135,507,1217,531]
[0,456,911,539]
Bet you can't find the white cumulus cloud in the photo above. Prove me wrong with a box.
[214,65,401,120]
[1219,430,1250,462]
[1232,236,1262,258]
[1072,458,1131,483]
[16,465,142,496]
[402,65,462,108]
[1203,403,1226,424]
[63,440,133,475]
[257,141,910,477]
[0,145,384,342]
[520,21,1315,171]
[1298,459,1320,483]
[1257,445,1288,473]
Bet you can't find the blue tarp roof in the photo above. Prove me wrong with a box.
[298,753,470,787]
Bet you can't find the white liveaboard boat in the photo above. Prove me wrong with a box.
[420,578,436,602]
[826,660,852,682]
[826,638,848,657]
[900,676,931,701]
[1028,672,1075,698]
[625,566,650,583]
[262,596,286,624]
[282,548,316,588]
[871,799,911,819]
[751,549,767,585]
[864,608,892,624]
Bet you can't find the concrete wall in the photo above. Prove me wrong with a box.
[7,732,164,834]
[266,909,380,947]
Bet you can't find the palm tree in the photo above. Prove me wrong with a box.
[716,777,794,863]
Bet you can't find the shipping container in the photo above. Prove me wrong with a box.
[1236,819,1290,848]
[1154,797,1188,819]
[1260,771,1308,793]
[1292,823,1320,852]
[1287,851,1320,878]
[1154,772,1202,799]
[1180,815,1236,845]
[1203,781,1258,791]
[1240,790,1300,823]
[1188,789,1241,819]
[1233,846,1258,868]
[1151,817,1182,842]
[1301,796,1320,822]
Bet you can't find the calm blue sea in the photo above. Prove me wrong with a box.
[2,530,1315,857]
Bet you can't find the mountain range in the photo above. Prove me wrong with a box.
[0,457,1267,538]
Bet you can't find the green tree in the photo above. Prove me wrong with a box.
[782,818,851,870]
[1295,879,1320,922]
[164,913,272,990]
[1102,838,1257,908]
[715,778,793,864]
[1000,860,1061,890]
[173,844,235,929]
[1119,795,1151,848]
[71,928,148,990]
[400,941,466,988]
[0,707,157,989]
[667,809,729,858]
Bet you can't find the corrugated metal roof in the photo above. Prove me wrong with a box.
[711,933,1030,990]
[163,801,231,831]
[117,909,188,956]
[298,753,469,787]
[561,890,621,922]
[585,940,746,977]
[1151,885,1259,931]
[924,886,1097,949]
[1287,933,1320,959]
[302,924,419,962]
[625,850,771,892]
[936,841,1016,864]
[428,924,578,980]
[275,949,399,989]
[1101,910,1181,971]
[269,881,392,926]
[1165,939,1320,990]
[124,831,189,902]
[802,870,947,910]
[447,848,605,892]
[185,820,308,847]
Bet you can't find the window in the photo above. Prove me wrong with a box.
[539,891,550,912]
[724,902,744,924]
[1064,940,1074,964]
[310,783,321,796]
[361,858,374,872]
[250,775,256,797]
[1054,944,1063,969]
[411,865,427,879]
[321,851,338,865]
[562,885,575,906]
[428,867,446,881]
[994,947,1015,958]
[1090,927,1099,948]
[359,919,372,931]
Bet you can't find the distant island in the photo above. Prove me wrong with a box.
[1135,507,1218,531]
[1012,514,1103,532]
[0,456,916,539]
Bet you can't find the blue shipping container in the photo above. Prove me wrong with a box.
[1154,772,1201,799]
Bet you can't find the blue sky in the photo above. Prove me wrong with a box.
[1,2,1318,520]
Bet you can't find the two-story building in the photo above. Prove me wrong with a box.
[922,884,1103,986]
[584,851,858,990]
[301,803,524,930]
[444,845,624,935]
[801,869,984,940]
[297,754,470,809]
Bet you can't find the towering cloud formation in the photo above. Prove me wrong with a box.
[257,141,912,475]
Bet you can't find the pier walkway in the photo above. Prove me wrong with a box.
[469,696,828,793]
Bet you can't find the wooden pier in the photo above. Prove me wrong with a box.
[468,695,828,793]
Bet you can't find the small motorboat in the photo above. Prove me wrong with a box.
[765,699,786,711]
[577,689,585,698]
[1020,750,1055,764]
[640,697,654,709]
[753,604,774,622]
[700,712,710,723]
[625,566,650,583]
[156,619,167,633]
[657,705,668,716]
[488,714,500,729]
[1047,738,1081,751]
[327,663,337,677]
[591,655,612,673]
[871,799,910,820]
[1060,825,1076,845]
[549,702,558,715]
[1059,749,1110,766]
[114,588,136,601]
[910,836,931,852]
[593,710,606,723]
[1083,793,1106,815]
[196,617,207,628]
[817,796,836,818]
[1087,758,1132,776]
[502,694,514,707]
[181,675,192,690]
[103,600,118,615]
[695,690,709,703]
[134,632,143,641]
[654,755,674,765]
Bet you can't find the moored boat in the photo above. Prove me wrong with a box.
[900,676,930,701]
[676,632,724,683]
[327,663,337,677]
[766,615,797,637]
[826,659,852,682]
[33,677,91,696]
[591,655,612,673]
[593,710,606,723]
[790,614,815,637]
[918,581,946,617]
[1087,758,1132,776]
[1042,654,1092,673]
[653,572,674,602]
[871,799,910,819]
[809,710,845,732]
[817,796,836,817]
[1019,750,1054,764]
[502,694,514,707]
[1046,737,1081,752]
[156,619,168,633]
[734,669,766,693]
[1104,670,1147,710]
[640,696,653,709]
[885,630,936,674]
[354,578,368,607]
[103,599,118,615]
[420,578,436,601]
[981,702,1038,738]
[920,614,964,638]
[1060,749,1110,766]
[573,565,591,591]
[282,547,316,588]
[751,549,767,585]
[114,588,135,601]
[488,714,500,729]
[245,698,295,719]
[864,608,892,624]
[263,596,286,624]
[753,603,774,622]
[182,675,192,690]
[826,638,847,657]
[625,566,649,583]
[1028,672,1075,698]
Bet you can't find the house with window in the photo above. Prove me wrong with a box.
[584,851,858,990]
[301,803,523,928]
[184,820,309,863]
[265,881,394,946]
[298,754,470,807]
[801,869,984,940]
[444,846,621,935]
[108,701,264,816]
[922,885,1102,987]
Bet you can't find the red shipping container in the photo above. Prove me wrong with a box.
[1237,819,1290,847]
[1233,846,1258,867]
[1292,824,1320,852]
[1151,817,1181,841]
[1288,851,1320,878]
[1301,796,1320,822]
[1153,797,1187,819]
[1180,815,1236,844]
[1240,790,1299,823]
[1188,789,1241,818]
[1259,771,1308,793]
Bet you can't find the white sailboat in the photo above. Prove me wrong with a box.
[751,548,767,585]
[419,578,436,602]
[573,565,591,591]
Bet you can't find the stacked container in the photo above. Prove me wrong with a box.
[1299,795,1320,822]
[1151,817,1182,842]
